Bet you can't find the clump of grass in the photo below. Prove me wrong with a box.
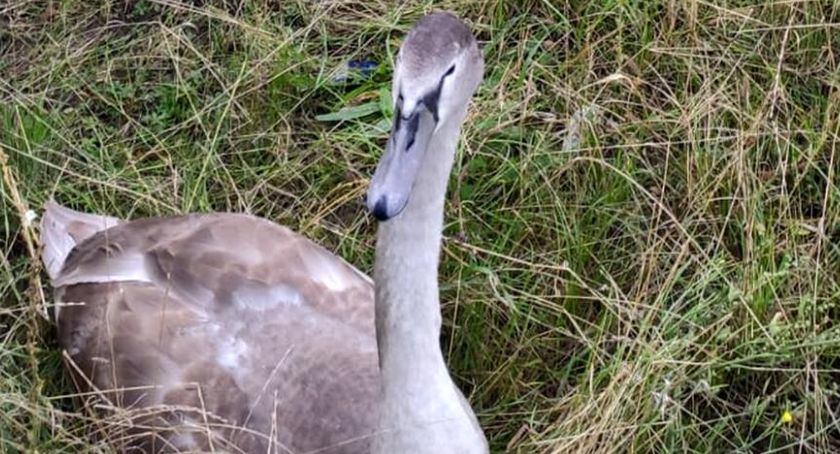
[2,0,839,452]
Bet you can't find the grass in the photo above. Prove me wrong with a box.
[1,0,839,452]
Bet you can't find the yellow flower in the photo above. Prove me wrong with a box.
[781,410,793,424]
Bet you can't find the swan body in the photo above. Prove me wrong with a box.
[41,11,486,454]
[43,205,380,452]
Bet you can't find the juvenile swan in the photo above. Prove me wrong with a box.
[40,11,485,454]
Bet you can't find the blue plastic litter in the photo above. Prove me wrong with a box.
[333,59,378,83]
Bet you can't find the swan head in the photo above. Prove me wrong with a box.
[367,11,484,221]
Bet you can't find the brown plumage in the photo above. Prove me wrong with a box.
[44,203,380,453]
[42,10,488,454]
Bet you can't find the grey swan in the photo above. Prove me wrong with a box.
[40,11,485,454]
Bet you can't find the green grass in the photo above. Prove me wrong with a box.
[2,0,840,452]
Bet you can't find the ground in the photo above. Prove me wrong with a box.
[1,1,839,452]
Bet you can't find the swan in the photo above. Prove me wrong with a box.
[40,11,485,454]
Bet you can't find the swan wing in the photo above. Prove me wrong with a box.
[47,209,379,452]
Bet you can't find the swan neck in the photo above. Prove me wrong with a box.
[373,117,462,408]
[374,120,460,355]
[371,108,486,453]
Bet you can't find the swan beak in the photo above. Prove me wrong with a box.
[367,104,437,221]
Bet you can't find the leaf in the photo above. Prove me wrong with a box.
[364,118,391,136]
[315,102,380,122]
[374,117,391,132]
[379,86,393,118]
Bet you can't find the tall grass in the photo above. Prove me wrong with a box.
[2,1,839,452]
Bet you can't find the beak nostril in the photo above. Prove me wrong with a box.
[371,196,390,221]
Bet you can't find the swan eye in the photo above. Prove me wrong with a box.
[444,64,456,77]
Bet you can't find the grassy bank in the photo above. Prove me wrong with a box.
[1,1,839,452]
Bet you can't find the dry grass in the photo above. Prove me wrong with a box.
[1,0,840,452]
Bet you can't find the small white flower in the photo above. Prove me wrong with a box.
[24,209,38,226]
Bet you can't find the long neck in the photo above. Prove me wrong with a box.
[372,110,487,453]
[374,121,455,373]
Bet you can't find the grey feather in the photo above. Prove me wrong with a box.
[45,206,380,453]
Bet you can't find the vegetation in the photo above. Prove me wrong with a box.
[1,1,839,452]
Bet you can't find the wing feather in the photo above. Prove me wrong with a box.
[50,210,380,453]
